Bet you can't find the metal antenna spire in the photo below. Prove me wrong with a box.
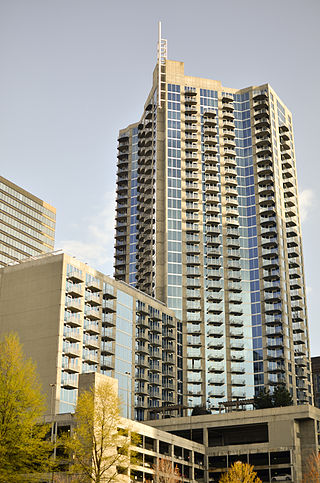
[157,21,167,108]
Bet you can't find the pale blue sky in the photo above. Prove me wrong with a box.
[0,0,319,354]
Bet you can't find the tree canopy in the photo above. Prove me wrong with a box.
[191,405,211,416]
[154,458,181,483]
[302,451,320,483]
[272,384,293,407]
[219,461,262,483]
[0,333,53,482]
[63,378,140,483]
[253,385,293,409]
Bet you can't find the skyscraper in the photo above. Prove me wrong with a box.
[0,175,56,266]
[115,29,312,409]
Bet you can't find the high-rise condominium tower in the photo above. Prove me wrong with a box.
[114,30,312,409]
[0,176,56,266]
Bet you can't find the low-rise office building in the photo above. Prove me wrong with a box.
[147,404,320,482]
[0,251,183,421]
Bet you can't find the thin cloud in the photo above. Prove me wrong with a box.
[57,191,115,274]
[299,189,316,222]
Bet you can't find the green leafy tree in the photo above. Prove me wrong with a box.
[63,379,140,483]
[219,461,262,483]
[272,385,293,407]
[253,388,273,409]
[0,333,53,482]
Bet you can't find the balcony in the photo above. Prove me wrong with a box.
[208,340,224,350]
[83,335,100,350]
[61,373,78,389]
[228,293,242,304]
[222,92,234,102]
[230,364,245,374]
[65,297,82,312]
[254,117,270,129]
[268,363,285,374]
[204,154,219,164]
[63,343,80,358]
[185,95,197,104]
[265,315,282,326]
[204,144,218,155]
[85,292,101,306]
[85,307,100,320]
[266,326,283,337]
[208,350,224,361]
[62,359,80,373]
[231,376,245,386]
[63,327,82,343]
[208,362,225,373]
[223,137,236,148]
[102,299,116,313]
[206,234,222,246]
[208,376,225,385]
[64,312,81,327]
[66,282,83,297]
[206,204,220,216]
[204,135,218,145]
[230,353,245,362]
[230,341,244,350]
[227,281,242,292]
[222,110,234,121]
[293,321,305,334]
[230,328,243,338]
[101,313,114,328]
[207,316,223,326]
[224,157,237,168]
[185,142,198,151]
[222,119,234,130]
[208,390,225,398]
[229,317,244,327]
[135,384,148,396]
[204,126,218,137]
[185,104,197,114]
[185,114,197,124]
[100,356,114,370]
[226,259,241,271]
[266,338,283,349]
[101,327,115,342]
[66,269,84,283]
[206,278,223,289]
[267,350,284,361]
[206,258,222,270]
[185,123,198,133]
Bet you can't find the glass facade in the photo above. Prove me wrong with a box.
[0,176,56,266]
[115,59,312,409]
[60,257,180,419]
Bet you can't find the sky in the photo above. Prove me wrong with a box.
[0,0,319,355]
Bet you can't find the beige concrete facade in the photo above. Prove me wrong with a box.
[0,175,56,266]
[115,57,312,410]
[48,374,320,483]
[46,373,205,483]
[147,404,320,483]
[0,251,182,421]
